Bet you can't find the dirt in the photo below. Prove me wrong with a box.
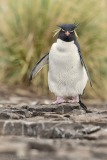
[0,93,107,160]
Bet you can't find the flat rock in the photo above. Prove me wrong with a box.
[0,101,107,160]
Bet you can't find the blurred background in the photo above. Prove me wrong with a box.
[0,0,107,101]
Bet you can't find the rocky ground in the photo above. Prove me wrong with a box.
[0,92,107,160]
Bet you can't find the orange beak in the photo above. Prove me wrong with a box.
[65,31,70,36]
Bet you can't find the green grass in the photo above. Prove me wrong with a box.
[0,0,107,100]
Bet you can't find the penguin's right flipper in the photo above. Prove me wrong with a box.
[29,53,49,80]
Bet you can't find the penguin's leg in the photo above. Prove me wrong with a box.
[68,96,79,103]
[53,96,66,104]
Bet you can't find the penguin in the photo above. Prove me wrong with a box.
[29,24,92,112]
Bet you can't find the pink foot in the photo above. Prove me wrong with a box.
[53,96,66,104]
[68,96,79,103]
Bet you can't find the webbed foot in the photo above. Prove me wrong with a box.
[53,96,66,104]
[68,96,79,103]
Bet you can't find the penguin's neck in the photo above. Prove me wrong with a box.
[56,39,74,51]
[57,38,74,44]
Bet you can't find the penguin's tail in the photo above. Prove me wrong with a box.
[79,98,92,113]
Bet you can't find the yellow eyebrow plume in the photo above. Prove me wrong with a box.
[74,30,78,38]
[53,28,61,37]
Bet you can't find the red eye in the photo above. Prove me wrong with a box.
[61,29,65,32]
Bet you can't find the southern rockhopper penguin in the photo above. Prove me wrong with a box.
[29,24,92,112]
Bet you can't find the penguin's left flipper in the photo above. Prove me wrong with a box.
[75,41,92,87]
[79,52,92,87]
[29,53,49,80]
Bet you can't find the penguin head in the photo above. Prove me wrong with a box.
[56,24,78,42]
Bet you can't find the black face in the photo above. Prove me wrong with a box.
[57,24,77,42]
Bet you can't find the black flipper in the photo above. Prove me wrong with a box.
[29,53,49,80]
[74,40,92,87]
[79,52,92,87]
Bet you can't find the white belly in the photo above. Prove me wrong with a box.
[48,39,88,97]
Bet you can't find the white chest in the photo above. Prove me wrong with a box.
[48,39,88,96]
[49,39,81,73]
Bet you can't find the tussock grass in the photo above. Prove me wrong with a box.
[0,0,107,99]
